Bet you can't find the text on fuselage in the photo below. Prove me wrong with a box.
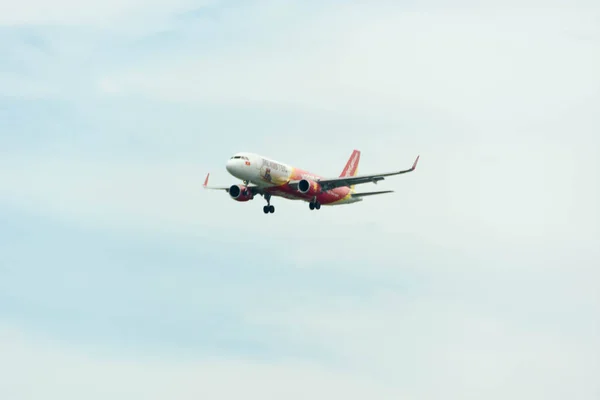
[262,159,287,172]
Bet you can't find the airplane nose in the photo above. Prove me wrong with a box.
[226,160,234,173]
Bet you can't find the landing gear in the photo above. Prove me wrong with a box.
[309,200,321,210]
[263,193,274,214]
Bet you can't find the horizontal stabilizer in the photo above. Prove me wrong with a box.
[351,190,394,198]
[203,173,229,190]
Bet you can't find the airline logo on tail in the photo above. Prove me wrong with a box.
[340,150,360,177]
[340,149,360,192]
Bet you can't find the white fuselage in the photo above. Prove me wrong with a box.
[223,151,362,205]
[226,152,297,188]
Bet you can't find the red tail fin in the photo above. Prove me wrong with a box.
[340,150,361,177]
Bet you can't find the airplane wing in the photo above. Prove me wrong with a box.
[351,190,394,198]
[316,155,419,191]
[202,173,262,194]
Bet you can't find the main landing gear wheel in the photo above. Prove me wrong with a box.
[263,193,274,214]
[309,201,321,210]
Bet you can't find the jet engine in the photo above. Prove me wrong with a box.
[229,184,254,201]
[297,179,321,196]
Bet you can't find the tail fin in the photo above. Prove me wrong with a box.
[340,149,360,177]
[340,149,360,193]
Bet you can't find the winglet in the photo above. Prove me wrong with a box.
[411,155,420,171]
[203,173,210,188]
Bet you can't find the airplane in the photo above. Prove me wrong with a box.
[203,150,419,214]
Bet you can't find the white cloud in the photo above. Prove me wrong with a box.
[247,290,600,400]
[0,74,58,98]
[0,324,406,400]
[1,3,599,399]
[13,2,598,257]
[0,0,211,27]
[2,274,598,400]
[96,78,123,95]
[100,4,600,124]
[0,158,220,237]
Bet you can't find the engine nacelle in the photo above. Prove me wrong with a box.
[298,179,321,196]
[229,184,254,202]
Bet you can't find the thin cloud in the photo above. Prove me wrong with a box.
[0,0,214,27]
[0,324,406,400]
[99,5,600,123]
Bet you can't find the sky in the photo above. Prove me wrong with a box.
[1,0,599,399]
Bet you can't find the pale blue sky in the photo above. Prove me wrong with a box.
[1,1,599,399]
